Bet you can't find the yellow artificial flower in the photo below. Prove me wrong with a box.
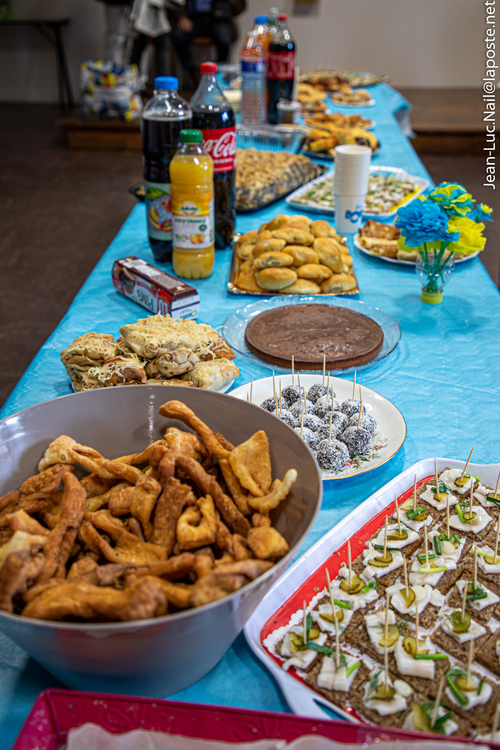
[446,216,486,255]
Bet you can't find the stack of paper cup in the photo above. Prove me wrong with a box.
[333,145,372,234]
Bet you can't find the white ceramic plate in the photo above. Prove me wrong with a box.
[330,97,376,108]
[353,234,481,266]
[286,167,430,217]
[244,457,500,721]
[229,374,406,480]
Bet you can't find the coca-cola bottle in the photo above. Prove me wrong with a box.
[190,62,236,249]
[266,14,296,124]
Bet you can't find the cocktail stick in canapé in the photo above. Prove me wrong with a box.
[455,447,474,487]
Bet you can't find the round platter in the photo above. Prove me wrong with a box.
[229,374,407,481]
[353,234,481,266]
[223,296,401,376]
[330,97,376,108]
[244,304,384,371]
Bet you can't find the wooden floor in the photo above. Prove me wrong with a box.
[0,97,498,411]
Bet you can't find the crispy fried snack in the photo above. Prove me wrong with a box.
[150,477,196,554]
[0,399,298,623]
[228,431,272,498]
[38,472,86,582]
[23,577,167,621]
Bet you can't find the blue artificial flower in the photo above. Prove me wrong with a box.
[395,199,459,247]
[467,202,493,223]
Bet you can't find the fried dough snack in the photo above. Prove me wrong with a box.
[234,215,358,296]
[0,400,297,622]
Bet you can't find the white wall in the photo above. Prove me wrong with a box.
[0,0,483,103]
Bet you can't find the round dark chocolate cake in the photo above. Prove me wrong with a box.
[244,304,384,370]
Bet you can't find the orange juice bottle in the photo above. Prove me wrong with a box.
[170,130,215,279]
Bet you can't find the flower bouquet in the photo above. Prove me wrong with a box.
[395,183,492,304]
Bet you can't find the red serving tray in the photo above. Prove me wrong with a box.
[11,689,499,749]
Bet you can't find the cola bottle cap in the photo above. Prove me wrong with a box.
[278,13,287,21]
[200,62,217,75]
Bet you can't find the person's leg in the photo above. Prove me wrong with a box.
[153,33,171,77]
[209,19,233,63]
[171,27,194,71]
[104,4,130,66]
[130,32,147,69]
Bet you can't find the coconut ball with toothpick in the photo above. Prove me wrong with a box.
[314,395,337,419]
[289,399,315,417]
[316,438,349,472]
[307,383,336,404]
[281,384,301,408]
[293,425,318,449]
[260,398,277,413]
[316,414,346,442]
[277,408,294,427]
[339,398,366,419]
[347,412,377,436]
[293,412,322,432]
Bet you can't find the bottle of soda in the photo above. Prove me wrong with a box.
[266,14,296,124]
[190,62,236,249]
[141,76,192,262]
[240,15,270,126]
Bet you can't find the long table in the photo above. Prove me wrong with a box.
[2,84,500,746]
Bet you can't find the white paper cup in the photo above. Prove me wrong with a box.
[334,172,370,195]
[333,144,371,198]
[334,193,366,234]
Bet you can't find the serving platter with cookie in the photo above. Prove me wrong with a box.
[228,214,359,297]
[223,296,401,376]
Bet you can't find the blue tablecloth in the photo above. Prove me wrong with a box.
[2,84,499,747]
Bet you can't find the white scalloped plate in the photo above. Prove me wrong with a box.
[229,374,406,481]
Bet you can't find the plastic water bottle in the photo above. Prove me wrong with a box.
[141,76,192,262]
[240,15,270,125]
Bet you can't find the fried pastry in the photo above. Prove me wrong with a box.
[255,267,297,291]
[296,263,332,281]
[60,333,120,368]
[253,251,294,269]
[321,273,357,293]
[281,279,321,294]
[180,358,239,391]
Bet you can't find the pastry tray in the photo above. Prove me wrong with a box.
[285,167,430,217]
[244,457,500,724]
[12,688,494,748]
[236,160,328,214]
[227,233,360,297]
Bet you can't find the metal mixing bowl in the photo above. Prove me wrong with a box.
[0,385,322,696]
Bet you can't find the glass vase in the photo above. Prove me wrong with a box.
[415,243,455,304]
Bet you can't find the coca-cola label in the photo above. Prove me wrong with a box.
[201,127,236,173]
[267,51,296,80]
